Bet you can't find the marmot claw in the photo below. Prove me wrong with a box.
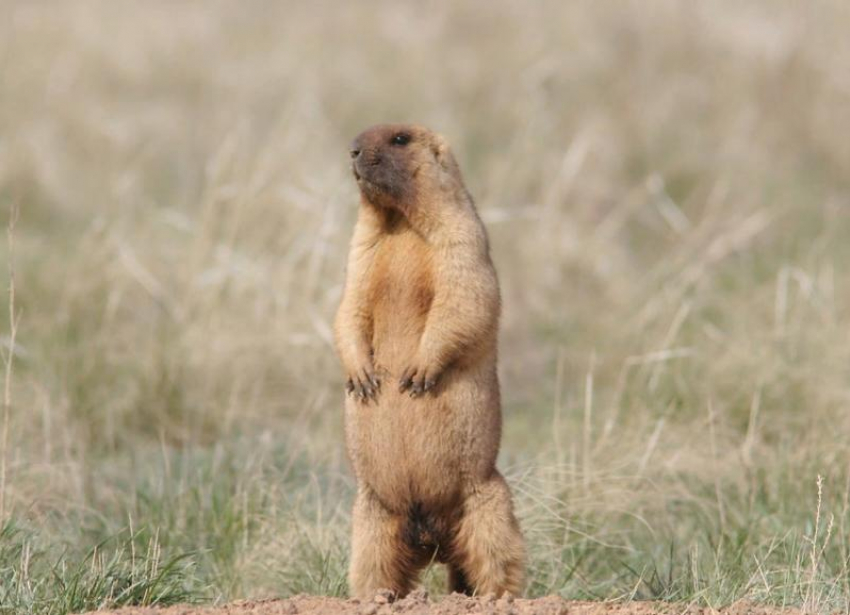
[347,368,381,403]
[399,365,439,398]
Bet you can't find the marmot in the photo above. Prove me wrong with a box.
[334,124,525,599]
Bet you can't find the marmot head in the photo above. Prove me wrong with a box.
[350,124,464,210]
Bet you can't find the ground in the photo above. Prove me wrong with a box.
[86,592,805,615]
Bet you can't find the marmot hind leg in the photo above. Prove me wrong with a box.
[349,488,423,599]
[450,472,525,596]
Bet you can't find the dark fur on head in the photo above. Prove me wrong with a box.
[350,124,464,213]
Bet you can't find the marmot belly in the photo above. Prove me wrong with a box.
[344,366,499,514]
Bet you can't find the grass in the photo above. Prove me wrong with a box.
[0,522,200,615]
[1,0,849,613]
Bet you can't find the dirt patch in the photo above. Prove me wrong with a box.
[84,591,805,615]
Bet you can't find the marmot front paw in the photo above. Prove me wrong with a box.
[346,366,381,403]
[398,363,441,398]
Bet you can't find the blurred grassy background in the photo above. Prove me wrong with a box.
[1,1,849,613]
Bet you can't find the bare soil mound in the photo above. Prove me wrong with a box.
[84,590,804,615]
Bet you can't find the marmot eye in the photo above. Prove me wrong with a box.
[391,133,411,146]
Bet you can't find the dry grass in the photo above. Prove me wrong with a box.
[0,1,849,613]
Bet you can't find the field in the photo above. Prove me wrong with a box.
[1,1,850,614]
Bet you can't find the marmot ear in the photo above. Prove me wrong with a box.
[431,134,459,173]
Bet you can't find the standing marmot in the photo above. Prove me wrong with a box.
[334,124,525,599]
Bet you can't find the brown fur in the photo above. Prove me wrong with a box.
[334,124,525,599]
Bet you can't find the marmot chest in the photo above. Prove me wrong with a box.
[368,233,434,365]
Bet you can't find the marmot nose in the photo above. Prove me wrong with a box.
[350,149,361,160]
